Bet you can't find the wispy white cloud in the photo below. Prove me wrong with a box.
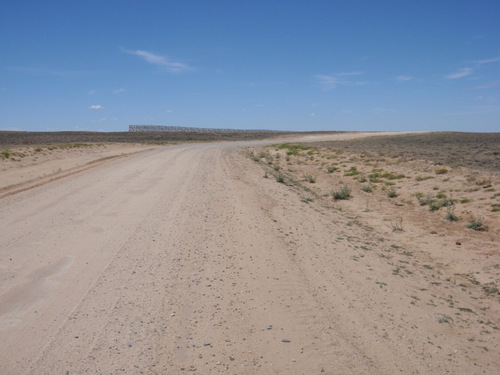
[122,48,192,73]
[113,88,125,94]
[476,57,500,65]
[445,67,473,80]
[316,75,341,90]
[474,80,500,89]
[445,57,500,80]
[89,105,103,109]
[310,113,315,117]
[396,75,413,83]
[337,71,363,77]
[88,90,95,95]
[316,73,366,91]
[166,109,173,113]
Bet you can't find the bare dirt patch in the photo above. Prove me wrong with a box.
[247,132,500,371]
[0,142,155,197]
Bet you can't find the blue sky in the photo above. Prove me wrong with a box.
[1,1,499,132]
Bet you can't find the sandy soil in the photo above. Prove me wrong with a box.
[0,143,156,199]
[0,133,498,374]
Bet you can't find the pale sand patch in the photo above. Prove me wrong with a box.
[0,143,157,197]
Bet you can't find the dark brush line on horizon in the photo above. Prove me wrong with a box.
[129,125,282,133]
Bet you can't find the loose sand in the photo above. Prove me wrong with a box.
[0,133,498,374]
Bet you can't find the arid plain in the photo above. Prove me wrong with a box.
[0,132,498,374]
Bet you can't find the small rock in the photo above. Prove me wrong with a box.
[430,231,437,234]
[266,325,272,330]
[456,241,461,246]
[229,356,235,361]
[282,339,291,343]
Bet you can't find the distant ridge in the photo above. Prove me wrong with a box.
[129,125,278,133]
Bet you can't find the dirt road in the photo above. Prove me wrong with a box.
[0,136,497,374]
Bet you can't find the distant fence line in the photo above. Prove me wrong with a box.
[129,125,278,133]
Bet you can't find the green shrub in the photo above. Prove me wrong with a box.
[278,143,310,156]
[445,206,459,221]
[386,187,398,198]
[415,176,433,181]
[369,173,382,183]
[305,174,316,183]
[275,172,286,183]
[429,198,454,211]
[381,172,405,180]
[467,215,487,231]
[416,193,434,206]
[332,185,351,200]
[361,184,373,193]
[345,166,361,176]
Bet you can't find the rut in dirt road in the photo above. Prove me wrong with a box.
[0,139,494,374]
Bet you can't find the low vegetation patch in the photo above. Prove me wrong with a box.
[275,172,286,184]
[332,185,351,200]
[467,215,487,231]
[436,168,448,175]
[386,187,398,198]
[361,184,373,193]
[415,192,456,211]
[278,143,310,156]
[445,206,459,221]
[345,166,361,176]
[305,174,316,183]
[415,175,433,181]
